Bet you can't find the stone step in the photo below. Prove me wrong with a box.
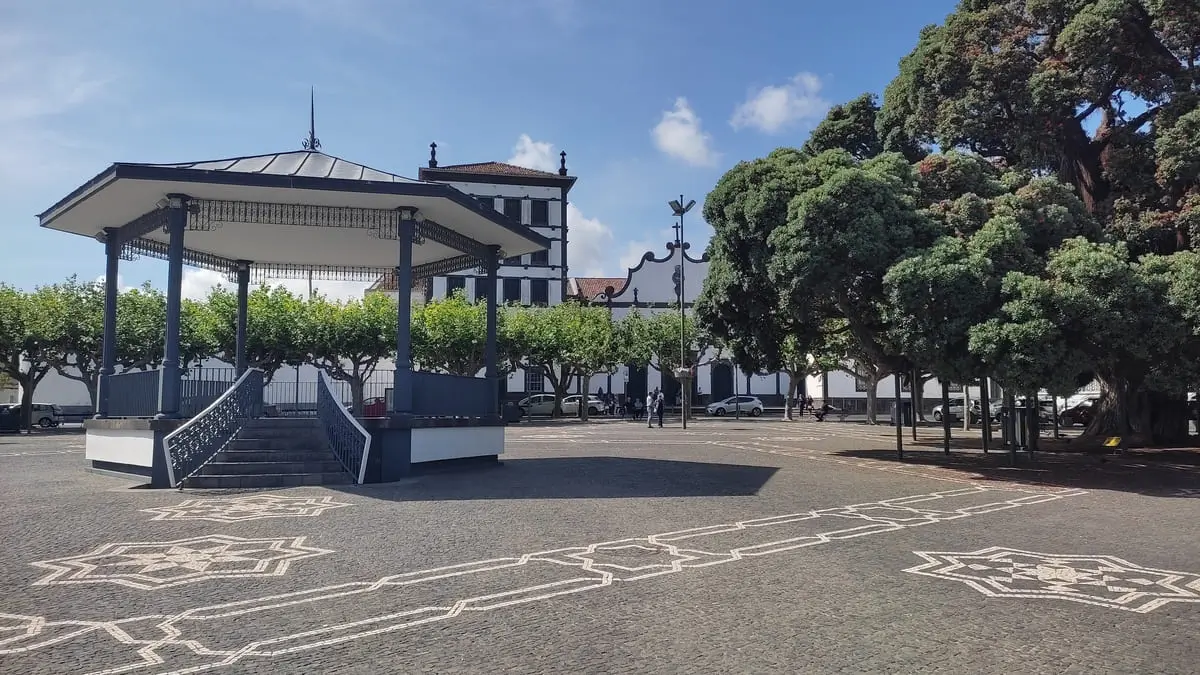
[183,472,354,489]
[216,449,336,463]
[244,417,323,429]
[227,437,327,451]
[236,427,327,440]
[198,460,347,476]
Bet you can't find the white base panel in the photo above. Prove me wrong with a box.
[86,428,155,468]
[410,427,504,464]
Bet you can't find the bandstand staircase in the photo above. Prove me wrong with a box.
[182,417,355,489]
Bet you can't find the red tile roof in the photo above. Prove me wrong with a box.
[572,277,626,301]
[426,162,564,178]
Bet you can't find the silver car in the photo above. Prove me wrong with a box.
[707,396,763,417]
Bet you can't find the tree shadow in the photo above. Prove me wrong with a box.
[329,456,778,502]
[831,447,1200,498]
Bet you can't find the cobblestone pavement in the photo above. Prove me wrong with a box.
[0,420,1197,674]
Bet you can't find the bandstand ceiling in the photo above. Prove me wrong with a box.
[38,151,551,274]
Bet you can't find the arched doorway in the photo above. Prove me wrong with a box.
[710,362,733,402]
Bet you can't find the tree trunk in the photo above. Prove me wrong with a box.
[1026,391,1039,452]
[19,378,35,432]
[784,372,798,421]
[865,375,879,424]
[349,378,365,417]
[942,381,952,453]
[578,372,589,421]
[1083,375,1191,446]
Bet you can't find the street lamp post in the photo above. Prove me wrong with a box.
[669,195,696,429]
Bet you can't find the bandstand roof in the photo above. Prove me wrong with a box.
[38,150,552,281]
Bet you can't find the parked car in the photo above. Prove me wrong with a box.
[0,405,20,432]
[517,394,601,416]
[29,403,62,428]
[1059,398,1099,427]
[707,396,764,417]
[931,397,980,423]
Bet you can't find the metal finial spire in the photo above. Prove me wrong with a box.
[303,88,321,151]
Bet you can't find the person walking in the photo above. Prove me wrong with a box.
[646,390,656,428]
[656,390,665,428]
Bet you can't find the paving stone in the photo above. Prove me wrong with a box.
[0,421,1195,674]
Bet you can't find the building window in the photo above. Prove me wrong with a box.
[503,255,522,266]
[530,278,549,306]
[474,277,492,302]
[530,199,550,226]
[446,276,466,297]
[502,278,522,304]
[477,196,495,211]
[855,377,869,392]
[503,198,522,222]
[525,367,545,393]
[530,249,550,266]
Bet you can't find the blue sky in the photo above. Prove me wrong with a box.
[0,0,956,299]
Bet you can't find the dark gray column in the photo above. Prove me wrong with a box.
[235,261,250,376]
[393,219,415,414]
[157,195,188,419]
[484,245,500,415]
[95,228,120,419]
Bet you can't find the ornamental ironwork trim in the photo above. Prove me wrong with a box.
[162,368,264,488]
[414,254,477,279]
[114,208,171,246]
[188,200,402,233]
[248,263,389,283]
[415,219,490,260]
[122,238,239,276]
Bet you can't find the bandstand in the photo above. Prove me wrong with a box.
[39,148,550,488]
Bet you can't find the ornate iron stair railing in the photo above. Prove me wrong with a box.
[162,368,264,488]
[317,372,372,484]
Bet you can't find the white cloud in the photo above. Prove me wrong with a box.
[565,203,614,277]
[0,29,117,186]
[652,98,719,167]
[730,72,830,134]
[181,269,370,303]
[506,133,558,173]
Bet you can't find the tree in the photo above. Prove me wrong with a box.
[880,0,1200,440]
[411,290,490,376]
[304,293,396,415]
[200,284,307,381]
[0,285,52,430]
[504,303,621,418]
[114,283,212,371]
[36,277,105,407]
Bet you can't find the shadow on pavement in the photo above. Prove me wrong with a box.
[831,447,1200,498]
[332,456,779,501]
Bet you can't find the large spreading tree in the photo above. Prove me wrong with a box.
[879,0,1200,442]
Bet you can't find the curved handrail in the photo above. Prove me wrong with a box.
[317,372,372,484]
[162,368,264,488]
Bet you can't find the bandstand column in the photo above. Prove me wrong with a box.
[392,219,415,414]
[234,261,250,376]
[157,195,188,419]
[484,245,500,415]
[95,228,120,419]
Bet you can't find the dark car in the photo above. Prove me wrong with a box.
[1059,398,1099,427]
[0,405,21,432]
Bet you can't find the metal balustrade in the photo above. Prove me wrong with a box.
[162,369,264,488]
[317,372,371,484]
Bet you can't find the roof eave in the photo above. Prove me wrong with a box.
[38,163,552,252]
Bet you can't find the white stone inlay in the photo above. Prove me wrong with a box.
[142,495,352,523]
[906,547,1200,613]
[30,534,332,590]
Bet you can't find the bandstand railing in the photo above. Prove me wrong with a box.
[317,371,371,484]
[162,368,264,488]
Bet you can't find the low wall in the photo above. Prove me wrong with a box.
[411,426,504,464]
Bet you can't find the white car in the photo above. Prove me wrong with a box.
[707,396,763,417]
[518,394,602,416]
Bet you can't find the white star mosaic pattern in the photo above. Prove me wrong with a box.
[905,547,1200,613]
[0,485,1085,674]
[141,495,352,523]
[30,535,333,590]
